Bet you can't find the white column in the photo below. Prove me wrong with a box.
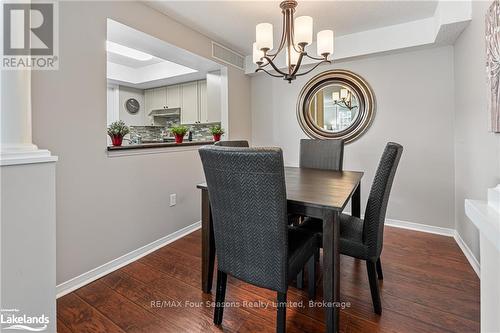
[0,69,55,165]
[1,69,37,151]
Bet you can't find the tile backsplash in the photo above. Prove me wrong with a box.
[129,126,163,141]
[130,122,221,142]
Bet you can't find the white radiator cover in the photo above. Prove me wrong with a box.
[465,185,500,333]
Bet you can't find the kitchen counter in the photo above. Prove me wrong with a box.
[107,140,214,151]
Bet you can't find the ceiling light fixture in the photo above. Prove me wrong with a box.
[106,41,154,61]
[253,0,334,83]
[332,88,358,110]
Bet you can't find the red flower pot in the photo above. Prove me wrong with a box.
[110,135,123,146]
[213,134,222,142]
[175,134,184,144]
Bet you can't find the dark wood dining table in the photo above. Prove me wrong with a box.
[197,166,363,333]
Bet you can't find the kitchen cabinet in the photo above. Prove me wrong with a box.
[198,80,208,123]
[144,80,210,124]
[151,87,167,110]
[166,85,181,109]
[181,81,198,124]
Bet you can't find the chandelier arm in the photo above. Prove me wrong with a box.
[304,53,329,61]
[290,51,305,77]
[262,55,289,76]
[255,67,285,78]
[266,12,287,57]
[289,12,303,54]
[333,101,358,110]
[295,59,331,77]
[258,51,280,69]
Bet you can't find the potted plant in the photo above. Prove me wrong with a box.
[107,120,130,146]
[170,125,189,144]
[210,125,225,142]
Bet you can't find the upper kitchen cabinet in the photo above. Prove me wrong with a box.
[144,80,210,124]
[151,87,167,110]
[198,80,208,123]
[166,85,181,109]
[181,81,198,124]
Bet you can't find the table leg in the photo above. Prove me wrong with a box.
[323,210,340,333]
[201,189,215,293]
[352,183,361,218]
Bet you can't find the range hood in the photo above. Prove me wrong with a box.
[148,108,181,117]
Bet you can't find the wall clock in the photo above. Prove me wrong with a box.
[125,98,140,114]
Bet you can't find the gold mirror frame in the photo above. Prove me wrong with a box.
[297,69,376,143]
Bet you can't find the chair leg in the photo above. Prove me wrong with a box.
[214,270,227,325]
[277,292,287,333]
[366,261,382,315]
[296,270,304,289]
[376,258,383,280]
[307,255,315,300]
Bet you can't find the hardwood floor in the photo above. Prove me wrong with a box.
[57,226,480,333]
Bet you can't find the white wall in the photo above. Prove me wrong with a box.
[251,46,456,228]
[207,71,222,123]
[1,162,56,332]
[31,1,251,285]
[454,0,500,262]
[118,86,145,126]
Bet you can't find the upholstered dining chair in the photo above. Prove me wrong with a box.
[214,140,249,147]
[298,142,403,315]
[299,139,344,171]
[199,146,318,333]
[295,139,344,289]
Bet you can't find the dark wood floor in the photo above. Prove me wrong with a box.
[57,226,480,333]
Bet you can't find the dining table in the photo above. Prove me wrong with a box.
[197,166,363,333]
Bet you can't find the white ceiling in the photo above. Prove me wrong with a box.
[147,0,439,55]
[107,19,224,89]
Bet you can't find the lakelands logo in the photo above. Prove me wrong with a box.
[0,309,49,331]
[2,1,58,69]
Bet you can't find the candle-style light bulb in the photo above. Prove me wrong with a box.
[286,46,300,67]
[253,42,265,64]
[295,16,313,46]
[317,30,334,56]
[340,88,348,99]
[256,23,273,51]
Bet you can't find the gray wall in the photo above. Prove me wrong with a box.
[251,46,456,228]
[454,0,500,262]
[118,86,145,126]
[31,1,251,284]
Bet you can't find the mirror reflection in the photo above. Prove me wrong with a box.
[308,84,359,132]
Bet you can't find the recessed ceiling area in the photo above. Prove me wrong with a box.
[107,19,224,89]
[147,1,439,55]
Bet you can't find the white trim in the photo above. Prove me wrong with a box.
[380,216,480,278]
[106,145,206,157]
[56,221,201,298]
[385,218,455,237]
[0,148,58,166]
[453,230,481,278]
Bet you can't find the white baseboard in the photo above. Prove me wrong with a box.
[385,218,455,237]
[56,215,481,298]
[56,221,201,298]
[383,217,480,278]
[453,231,481,277]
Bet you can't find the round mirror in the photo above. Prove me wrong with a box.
[308,84,360,133]
[297,70,375,143]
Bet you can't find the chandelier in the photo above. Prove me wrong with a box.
[253,0,334,83]
[332,88,358,110]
